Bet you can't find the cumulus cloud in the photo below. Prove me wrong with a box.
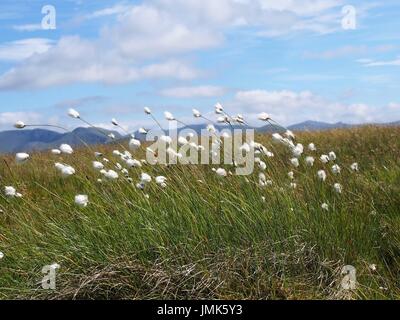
[0,38,54,61]
[0,111,42,130]
[0,0,347,90]
[228,89,400,125]
[159,85,228,98]
[0,36,200,90]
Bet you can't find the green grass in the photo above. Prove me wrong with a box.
[0,125,399,299]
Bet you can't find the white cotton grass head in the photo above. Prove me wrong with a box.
[14,120,26,129]
[51,149,61,155]
[74,194,88,207]
[178,136,188,146]
[68,108,80,119]
[192,109,201,118]
[350,162,359,171]
[0,251,3,259]
[317,170,327,181]
[54,162,65,171]
[15,153,29,164]
[235,114,245,124]
[140,172,152,184]
[288,171,294,179]
[334,183,342,194]
[305,156,314,166]
[129,138,141,151]
[215,168,227,177]
[104,170,118,180]
[292,144,303,158]
[4,186,18,198]
[61,165,75,177]
[144,107,151,114]
[272,133,283,144]
[155,176,167,187]
[290,158,299,168]
[320,154,329,164]
[308,143,316,151]
[284,130,295,140]
[164,111,175,121]
[329,151,337,161]
[331,164,341,175]
[258,161,267,171]
[167,147,182,160]
[126,159,142,168]
[369,264,377,272]
[321,203,329,211]
[138,127,148,134]
[92,161,104,170]
[111,118,118,126]
[215,103,223,114]
[217,115,227,123]
[54,163,75,177]
[258,112,270,121]
[60,144,73,154]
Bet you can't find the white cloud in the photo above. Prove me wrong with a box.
[102,4,222,60]
[86,4,131,19]
[159,85,227,98]
[0,36,200,90]
[0,111,41,130]
[360,57,400,67]
[0,38,54,61]
[12,24,43,32]
[0,0,349,90]
[228,89,400,125]
[388,102,400,110]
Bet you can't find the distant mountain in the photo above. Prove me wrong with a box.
[287,120,352,131]
[0,127,121,153]
[0,120,398,154]
[386,120,400,126]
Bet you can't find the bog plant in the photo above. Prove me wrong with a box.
[0,103,399,299]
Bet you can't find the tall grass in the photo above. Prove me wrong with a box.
[0,125,399,299]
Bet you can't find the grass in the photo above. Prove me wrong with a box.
[0,125,399,300]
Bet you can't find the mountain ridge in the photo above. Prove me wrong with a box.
[0,120,399,154]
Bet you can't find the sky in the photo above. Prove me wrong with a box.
[0,0,399,132]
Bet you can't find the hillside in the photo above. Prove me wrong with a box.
[1,125,399,299]
[0,127,121,153]
[2,120,399,154]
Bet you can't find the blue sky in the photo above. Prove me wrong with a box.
[0,0,399,132]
